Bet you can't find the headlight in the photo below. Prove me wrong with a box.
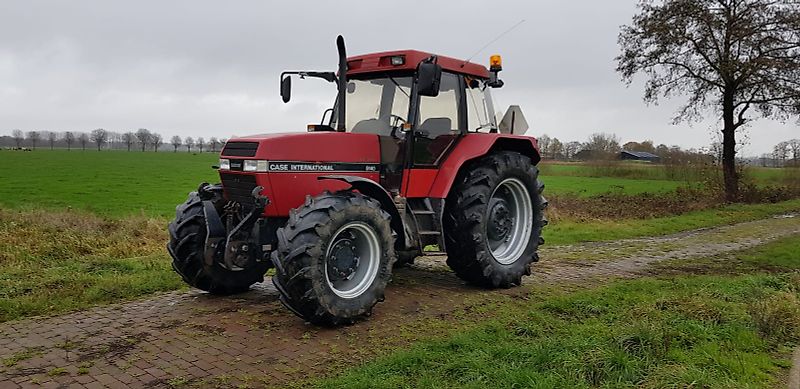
[219,158,230,170]
[243,160,269,172]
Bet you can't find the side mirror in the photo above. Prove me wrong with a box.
[417,61,442,97]
[280,76,292,103]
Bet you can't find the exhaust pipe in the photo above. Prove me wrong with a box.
[336,35,347,132]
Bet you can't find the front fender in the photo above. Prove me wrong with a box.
[318,175,406,249]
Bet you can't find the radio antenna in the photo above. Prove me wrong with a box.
[460,19,526,67]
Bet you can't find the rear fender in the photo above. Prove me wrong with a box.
[428,134,541,199]
[318,175,407,249]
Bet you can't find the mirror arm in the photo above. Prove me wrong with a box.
[281,71,336,83]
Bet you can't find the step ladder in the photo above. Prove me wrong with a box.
[407,198,445,252]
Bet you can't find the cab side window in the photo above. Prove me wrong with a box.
[414,72,461,165]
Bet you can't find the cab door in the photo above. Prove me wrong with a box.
[402,72,465,197]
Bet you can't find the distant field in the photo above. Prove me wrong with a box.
[541,175,684,197]
[539,161,793,186]
[0,150,218,217]
[0,150,691,216]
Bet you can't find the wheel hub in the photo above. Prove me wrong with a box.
[487,197,514,242]
[484,178,534,265]
[328,238,360,281]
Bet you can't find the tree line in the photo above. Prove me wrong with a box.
[769,139,800,167]
[3,129,227,153]
[536,132,715,164]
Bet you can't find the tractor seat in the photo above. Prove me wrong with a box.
[352,118,392,136]
[418,117,452,138]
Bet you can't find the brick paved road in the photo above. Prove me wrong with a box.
[1,214,798,388]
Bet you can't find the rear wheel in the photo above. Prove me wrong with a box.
[167,191,268,294]
[443,151,547,288]
[271,192,396,326]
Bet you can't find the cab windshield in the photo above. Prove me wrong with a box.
[332,76,412,136]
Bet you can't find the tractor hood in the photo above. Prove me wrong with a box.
[223,132,381,164]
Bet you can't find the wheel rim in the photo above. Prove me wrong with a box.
[325,221,381,299]
[486,178,533,265]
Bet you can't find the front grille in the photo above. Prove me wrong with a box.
[220,173,258,208]
[221,142,259,157]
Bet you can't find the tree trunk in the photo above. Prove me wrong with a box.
[721,90,739,202]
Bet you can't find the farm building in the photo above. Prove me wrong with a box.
[619,150,661,163]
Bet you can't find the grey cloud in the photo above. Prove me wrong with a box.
[0,0,795,155]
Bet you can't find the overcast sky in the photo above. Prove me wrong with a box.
[1,0,797,155]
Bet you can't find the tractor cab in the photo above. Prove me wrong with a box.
[280,47,510,194]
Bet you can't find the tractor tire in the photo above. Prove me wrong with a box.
[443,151,547,288]
[271,192,396,326]
[167,191,268,294]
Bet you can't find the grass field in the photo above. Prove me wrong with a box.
[0,150,218,217]
[315,237,800,388]
[543,199,800,244]
[0,151,693,216]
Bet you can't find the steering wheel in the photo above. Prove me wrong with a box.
[389,114,408,139]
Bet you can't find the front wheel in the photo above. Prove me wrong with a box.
[444,151,547,288]
[271,192,396,326]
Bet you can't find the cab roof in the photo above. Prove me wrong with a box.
[346,50,490,79]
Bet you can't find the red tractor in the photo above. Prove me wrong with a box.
[167,36,547,325]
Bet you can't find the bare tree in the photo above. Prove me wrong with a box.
[197,137,205,153]
[107,132,121,150]
[135,129,151,152]
[788,139,800,166]
[151,133,163,152]
[618,0,800,200]
[122,132,135,151]
[90,128,108,151]
[26,131,40,149]
[623,140,657,153]
[564,141,582,160]
[170,135,182,152]
[11,129,23,147]
[537,134,552,159]
[585,133,622,157]
[773,141,789,165]
[209,137,219,152]
[549,137,564,160]
[46,131,57,150]
[184,136,194,153]
[64,131,75,151]
[78,132,89,151]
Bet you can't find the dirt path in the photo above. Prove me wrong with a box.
[1,214,798,388]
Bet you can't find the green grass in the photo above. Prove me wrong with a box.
[738,234,800,269]
[0,209,180,322]
[316,271,800,388]
[0,151,690,217]
[543,199,800,245]
[747,166,789,183]
[542,175,684,197]
[0,253,183,322]
[0,150,218,217]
